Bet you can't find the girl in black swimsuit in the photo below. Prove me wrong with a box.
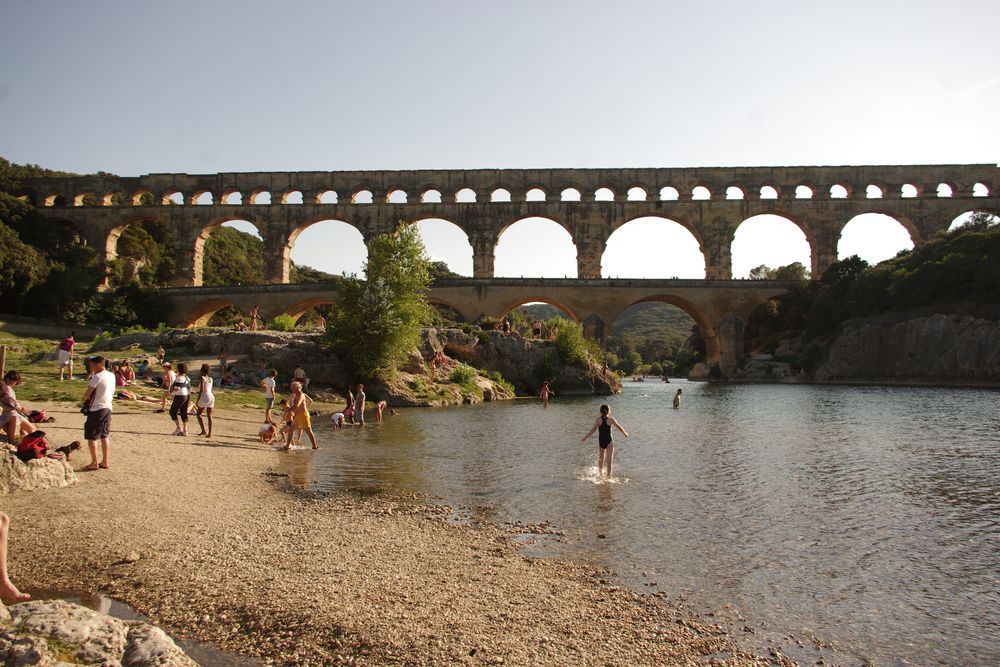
[581,404,630,478]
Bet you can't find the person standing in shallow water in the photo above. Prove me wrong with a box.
[581,404,629,478]
[354,383,366,426]
[673,388,682,409]
[539,381,555,407]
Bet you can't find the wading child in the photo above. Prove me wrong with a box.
[278,399,294,449]
[581,404,629,478]
[289,382,317,449]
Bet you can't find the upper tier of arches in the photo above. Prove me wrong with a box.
[17,165,998,209]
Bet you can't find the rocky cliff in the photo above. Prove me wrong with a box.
[814,308,1000,386]
[429,328,620,396]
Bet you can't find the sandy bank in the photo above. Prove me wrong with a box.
[3,401,776,666]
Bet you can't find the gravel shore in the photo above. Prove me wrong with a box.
[3,401,778,666]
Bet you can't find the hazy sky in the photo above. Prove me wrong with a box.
[2,0,997,279]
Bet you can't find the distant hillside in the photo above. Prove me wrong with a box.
[609,301,694,343]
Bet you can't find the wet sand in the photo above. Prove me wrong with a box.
[3,401,778,666]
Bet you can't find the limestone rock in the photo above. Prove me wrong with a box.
[815,311,1000,384]
[1,600,196,666]
[0,451,77,495]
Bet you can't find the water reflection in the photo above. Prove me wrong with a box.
[291,381,1000,667]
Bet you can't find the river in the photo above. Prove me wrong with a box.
[277,381,1000,666]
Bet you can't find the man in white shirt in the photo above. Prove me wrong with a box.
[81,356,115,471]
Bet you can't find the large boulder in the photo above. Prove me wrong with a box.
[0,449,77,494]
[0,599,196,666]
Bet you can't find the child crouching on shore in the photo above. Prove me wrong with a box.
[258,422,277,445]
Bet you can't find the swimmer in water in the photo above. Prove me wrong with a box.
[581,404,629,478]
[673,388,682,409]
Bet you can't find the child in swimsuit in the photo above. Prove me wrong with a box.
[581,404,629,478]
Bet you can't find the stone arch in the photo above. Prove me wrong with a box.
[283,297,336,321]
[455,188,477,203]
[426,296,475,323]
[249,189,271,205]
[612,295,722,373]
[949,207,1000,231]
[691,185,712,200]
[281,190,303,204]
[603,215,707,279]
[593,186,616,202]
[491,188,512,202]
[495,216,577,278]
[936,182,955,197]
[192,190,214,205]
[421,189,443,203]
[386,188,408,204]
[73,192,97,207]
[286,217,368,279]
[659,186,680,201]
[351,189,373,204]
[317,189,338,204]
[901,183,920,198]
[102,191,126,206]
[162,190,184,205]
[838,212,917,264]
[759,184,780,200]
[131,190,155,206]
[731,213,813,278]
[865,183,886,199]
[14,191,37,206]
[559,186,583,202]
[795,184,815,199]
[726,184,747,200]
[524,185,547,202]
[221,189,243,205]
[409,216,474,277]
[182,299,243,328]
[972,183,990,197]
[104,216,168,264]
[499,297,579,322]
[626,185,648,201]
[191,217,267,286]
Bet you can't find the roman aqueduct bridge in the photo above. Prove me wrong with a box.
[17,164,999,376]
[19,164,999,285]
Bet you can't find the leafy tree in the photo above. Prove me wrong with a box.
[428,260,461,280]
[325,224,432,380]
[749,262,809,281]
[0,221,49,313]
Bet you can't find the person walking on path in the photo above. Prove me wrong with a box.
[289,382,317,449]
[581,404,629,478]
[0,512,30,604]
[539,380,555,407]
[56,332,75,381]
[195,363,215,438]
[261,370,277,424]
[354,383,367,426]
[81,356,115,471]
[168,363,191,436]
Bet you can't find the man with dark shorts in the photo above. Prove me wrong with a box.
[81,356,115,471]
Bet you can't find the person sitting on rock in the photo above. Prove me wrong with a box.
[0,512,30,604]
[1,371,35,443]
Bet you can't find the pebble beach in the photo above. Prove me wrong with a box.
[3,400,778,666]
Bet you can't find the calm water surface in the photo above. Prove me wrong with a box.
[278,381,1000,666]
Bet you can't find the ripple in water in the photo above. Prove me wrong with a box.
[277,381,1000,667]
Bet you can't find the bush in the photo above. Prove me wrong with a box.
[270,314,297,331]
[487,370,515,395]
[449,364,477,384]
[553,323,590,367]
